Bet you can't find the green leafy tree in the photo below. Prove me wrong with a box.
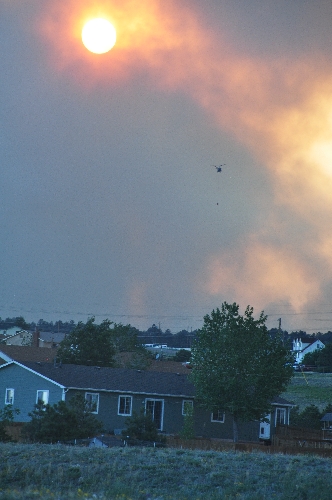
[190,302,294,442]
[111,324,142,352]
[0,405,20,442]
[15,316,30,329]
[290,404,323,430]
[22,394,102,443]
[57,318,145,367]
[302,350,320,367]
[57,317,117,366]
[303,343,332,372]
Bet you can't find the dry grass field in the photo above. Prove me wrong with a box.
[1,442,332,499]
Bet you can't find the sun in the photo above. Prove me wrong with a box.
[82,18,116,54]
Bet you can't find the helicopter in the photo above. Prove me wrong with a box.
[212,164,226,205]
[212,164,225,173]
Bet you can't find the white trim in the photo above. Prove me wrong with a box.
[85,392,99,414]
[211,410,225,423]
[275,407,287,426]
[0,352,13,363]
[145,398,164,431]
[36,389,49,405]
[118,395,132,416]
[5,388,14,405]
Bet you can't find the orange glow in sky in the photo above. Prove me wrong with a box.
[36,0,332,316]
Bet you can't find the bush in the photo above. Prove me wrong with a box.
[172,349,191,362]
[22,394,102,443]
[122,409,166,443]
[0,405,20,442]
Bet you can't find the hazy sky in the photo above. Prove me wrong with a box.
[2,0,332,333]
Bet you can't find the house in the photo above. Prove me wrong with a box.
[0,361,293,443]
[2,330,65,348]
[1,329,32,346]
[0,326,26,339]
[292,338,325,364]
[321,413,332,430]
[0,345,58,366]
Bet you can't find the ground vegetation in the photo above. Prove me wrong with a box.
[1,443,332,499]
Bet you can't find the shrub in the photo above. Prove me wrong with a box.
[0,405,20,442]
[122,408,165,443]
[172,349,191,362]
[22,394,102,443]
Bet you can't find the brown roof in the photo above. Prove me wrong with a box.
[0,345,58,365]
[0,348,189,373]
[147,360,190,374]
[114,352,190,374]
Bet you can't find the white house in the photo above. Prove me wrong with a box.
[292,338,325,364]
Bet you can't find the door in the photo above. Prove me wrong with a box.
[145,399,164,431]
[259,414,271,440]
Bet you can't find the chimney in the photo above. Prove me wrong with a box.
[33,329,40,348]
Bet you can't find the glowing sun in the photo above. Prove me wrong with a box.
[82,18,116,54]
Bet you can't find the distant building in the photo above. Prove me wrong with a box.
[292,338,325,364]
[2,330,65,348]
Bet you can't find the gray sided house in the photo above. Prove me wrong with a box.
[0,361,293,443]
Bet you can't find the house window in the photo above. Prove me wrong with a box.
[85,392,99,414]
[275,408,287,426]
[118,396,132,416]
[182,400,193,416]
[145,399,164,431]
[36,390,49,406]
[5,388,14,405]
[211,410,225,423]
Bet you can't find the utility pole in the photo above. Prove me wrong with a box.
[278,318,284,346]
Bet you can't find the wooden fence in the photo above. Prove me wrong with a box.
[5,424,332,457]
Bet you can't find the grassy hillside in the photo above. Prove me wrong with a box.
[1,443,332,499]
[282,372,332,411]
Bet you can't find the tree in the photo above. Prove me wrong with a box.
[57,318,117,366]
[22,394,102,443]
[290,404,323,429]
[57,318,145,367]
[303,343,332,372]
[302,350,320,367]
[111,323,142,352]
[15,316,30,330]
[190,302,294,442]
